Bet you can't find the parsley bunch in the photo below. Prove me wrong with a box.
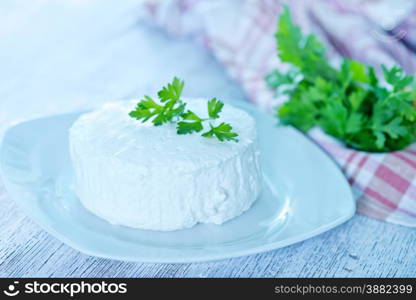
[266,6,416,152]
[129,78,238,142]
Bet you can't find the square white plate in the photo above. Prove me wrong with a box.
[0,100,355,263]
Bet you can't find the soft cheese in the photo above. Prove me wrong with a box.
[69,99,262,231]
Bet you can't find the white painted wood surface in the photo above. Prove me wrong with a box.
[0,0,415,278]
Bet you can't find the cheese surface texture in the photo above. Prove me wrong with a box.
[69,99,262,231]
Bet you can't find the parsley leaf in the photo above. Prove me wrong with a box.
[177,110,203,134]
[207,98,224,119]
[202,122,239,142]
[276,6,336,81]
[382,65,413,91]
[129,94,185,126]
[157,77,184,102]
[267,6,416,152]
[129,96,164,123]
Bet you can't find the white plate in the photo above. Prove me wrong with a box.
[0,100,355,263]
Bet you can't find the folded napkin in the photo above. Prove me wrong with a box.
[141,0,416,227]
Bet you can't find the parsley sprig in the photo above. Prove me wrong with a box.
[266,6,416,152]
[129,78,238,142]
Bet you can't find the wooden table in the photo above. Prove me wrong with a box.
[0,1,415,278]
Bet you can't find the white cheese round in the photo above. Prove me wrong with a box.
[69,99,262,231]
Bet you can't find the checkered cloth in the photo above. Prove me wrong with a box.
[141,0,416,227]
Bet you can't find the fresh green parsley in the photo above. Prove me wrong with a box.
[129,78,239,142]
[207,97,224,119]
[177,110,203,134]
[202,122,239,142]
[266,6,416,152]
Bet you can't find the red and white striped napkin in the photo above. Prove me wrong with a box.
[141,0,416,227]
